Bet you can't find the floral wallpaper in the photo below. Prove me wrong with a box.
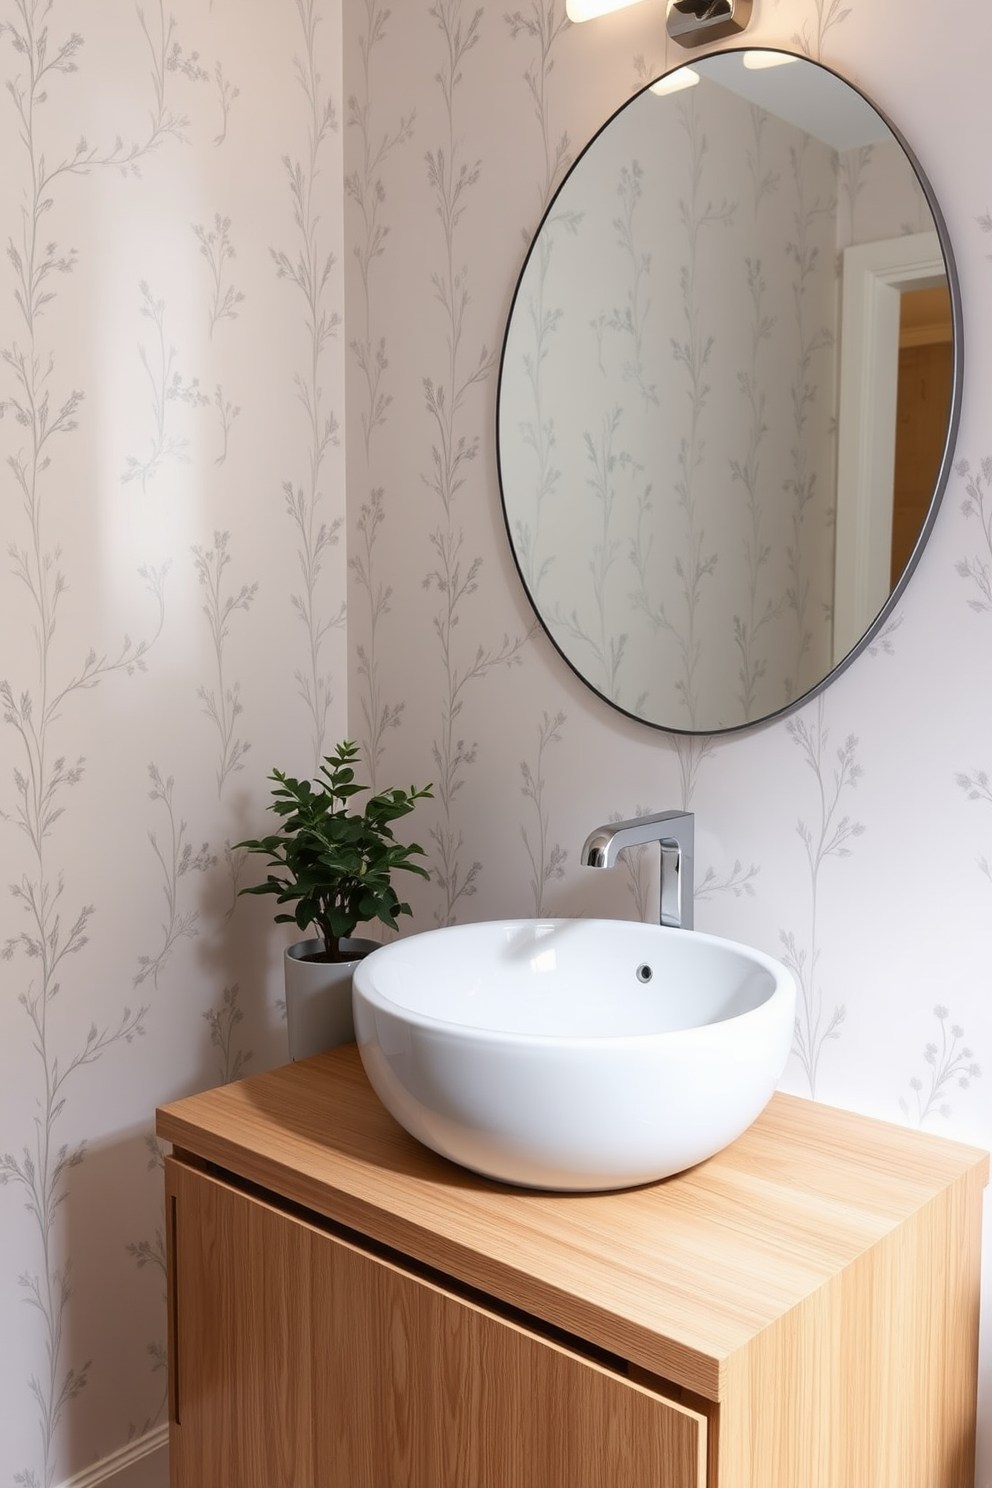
[1,0,991,1485]
[0,0,346,1482]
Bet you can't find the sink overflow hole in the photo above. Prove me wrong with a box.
[635,964,653,984]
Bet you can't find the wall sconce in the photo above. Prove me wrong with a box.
[565,0,753,38]
[667,0,752,46]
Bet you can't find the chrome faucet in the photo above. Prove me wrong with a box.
[581,811,694,930]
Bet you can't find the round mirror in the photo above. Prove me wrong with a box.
[497,49,962,734]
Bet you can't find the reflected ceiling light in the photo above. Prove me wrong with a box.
[566,0,646,20]
[650,67,700,96]
[743,49,799,69]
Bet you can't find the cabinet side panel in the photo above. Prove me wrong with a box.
[312,1227,707,1488]
[852,1167,984,1488]
[716,1168,985,1488]
[166,1158,315,1488]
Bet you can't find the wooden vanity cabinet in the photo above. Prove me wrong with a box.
[165,1156,704,1487]
[157,1045,987,1488]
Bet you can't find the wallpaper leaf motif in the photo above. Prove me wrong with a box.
[124,1137,167,1445]
[672,734,717,812]
[520,711,567,915]
[352,489,402,788]
[746,103,780,213]
[955,455,992,881]
[610,161,658,411]
[423,0,526,927]
[271,0,345,767]
[839,144,873,240]
[502,0,571,634]
[508,228,566,603]
[864,612,902,657]
[955,457,992,613]
[561,158,658,703]
[504,0,572,216]
[782,136,835,701]
[940,449,992,1126]
[193,213,245,339]
[899,1006,981,1125]
[204,983,253,1084]
[346,0,415,785]
[791,0,852,59]
[549,403,630,703]
[780,698,860,1096]
[730,107,782,724]
[121,280,210,489]
[136,0,208,145]
[213,59,239,147]
[695,856,759,901]
[192,530,258,796]
[212,382,241,465]
[0,6,195,1477]
[640,96,732,729]
[133,765,216,988]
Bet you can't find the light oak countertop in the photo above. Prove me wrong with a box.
[157,1042,988,1400]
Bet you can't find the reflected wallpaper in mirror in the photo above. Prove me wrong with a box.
[497,50,960,734]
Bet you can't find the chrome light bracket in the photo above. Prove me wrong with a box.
[667,0,753,46]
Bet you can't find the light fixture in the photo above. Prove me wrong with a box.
[666,0,752,46]
[565,0,647,21]
[649,66,700,97]
[742,49,798,69]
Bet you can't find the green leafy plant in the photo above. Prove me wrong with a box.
[236,742,433,962]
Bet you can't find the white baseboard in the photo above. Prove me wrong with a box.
[57,1425,169,1488]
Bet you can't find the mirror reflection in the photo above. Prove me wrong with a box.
[497,50,960,734]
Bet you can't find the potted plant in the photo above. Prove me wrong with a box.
[237,741,432,1060]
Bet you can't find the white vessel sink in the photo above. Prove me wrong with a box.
[352,918,796,1192]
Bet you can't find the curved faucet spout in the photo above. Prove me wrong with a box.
[581,811,694,930]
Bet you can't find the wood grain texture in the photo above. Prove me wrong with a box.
[312,1203,706,1488]
[166,1157,315,1488]
[168,1155,706,1488]
[715,1161,986,1488]
[158,1045,987,1402]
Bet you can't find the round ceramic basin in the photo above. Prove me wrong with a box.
[352,918,796,1192]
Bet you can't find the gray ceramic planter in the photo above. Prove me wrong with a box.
[284,937,379,1061]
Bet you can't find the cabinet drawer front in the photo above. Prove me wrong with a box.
[314,1225,706,1488]
[167,1157,706,1488]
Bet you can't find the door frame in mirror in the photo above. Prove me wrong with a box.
[833,231,951,663]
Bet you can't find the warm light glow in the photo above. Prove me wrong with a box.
[649,67,700,97]
[742,49,799,69]
[565,0,646,21]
